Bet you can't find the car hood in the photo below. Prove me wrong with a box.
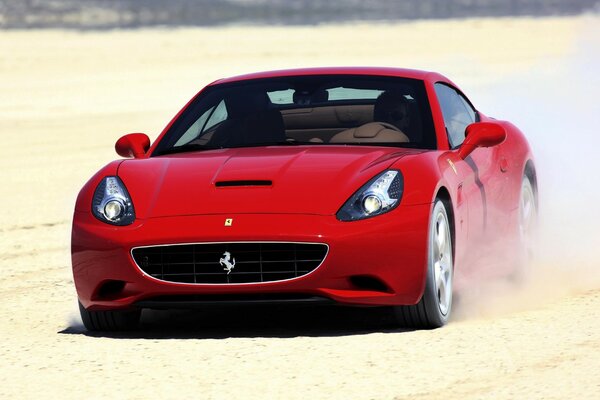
[118,146,421,218]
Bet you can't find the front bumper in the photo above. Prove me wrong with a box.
[72,204,431,311]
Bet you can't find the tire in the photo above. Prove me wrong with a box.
[79,301,141,332]
[391,199,453,329]
[519,175,537,260]
[511,175,538,281]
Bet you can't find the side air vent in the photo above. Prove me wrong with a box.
[215,180,272,187]
[93,280,126,300]
[349,275,391,293]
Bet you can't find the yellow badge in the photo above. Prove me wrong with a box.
[224,218,233,226]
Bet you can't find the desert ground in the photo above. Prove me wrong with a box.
[1,16,599,399]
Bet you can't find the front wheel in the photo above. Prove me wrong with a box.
[79,301,141,332]
[391,199,453,329]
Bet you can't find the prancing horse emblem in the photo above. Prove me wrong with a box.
[219,251,236,274]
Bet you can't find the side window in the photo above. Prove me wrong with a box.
[174,100,227,146]
[434,83,476,148]
[458,95,477,123]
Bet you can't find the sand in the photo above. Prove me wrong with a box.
[1,16,599,399]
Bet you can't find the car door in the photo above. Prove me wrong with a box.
[434,83,504,244]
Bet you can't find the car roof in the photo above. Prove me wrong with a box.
[210,67,453,86]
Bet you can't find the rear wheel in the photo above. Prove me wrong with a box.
[519,175,537,259]
[79,301,141,332]
[511,175,537,281]
[391,199,453,329]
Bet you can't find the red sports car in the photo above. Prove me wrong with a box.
[72,67,537,331]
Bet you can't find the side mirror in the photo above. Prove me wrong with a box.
[115,133,150,158]
[458,122,506,159]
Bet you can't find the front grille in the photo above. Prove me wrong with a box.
[131,242,328,284]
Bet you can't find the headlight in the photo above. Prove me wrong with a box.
[336,170,403,221]
[92,176,135,225]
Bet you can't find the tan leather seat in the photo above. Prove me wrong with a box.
[329,122,409,144]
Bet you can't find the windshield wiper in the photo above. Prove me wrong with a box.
[157,139,304,156]
[225,140,303,149]
[156,143,218,156]
[261,139,302,146]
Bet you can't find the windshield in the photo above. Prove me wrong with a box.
[153,75,436,156]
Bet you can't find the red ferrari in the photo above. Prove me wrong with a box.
[72,67,537,331]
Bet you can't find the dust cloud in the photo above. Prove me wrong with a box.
[454,16,600,319]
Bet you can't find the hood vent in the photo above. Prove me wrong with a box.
[215,180,272,187]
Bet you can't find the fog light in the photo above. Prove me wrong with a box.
[363,195,382,214]
[104,200,124,220]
